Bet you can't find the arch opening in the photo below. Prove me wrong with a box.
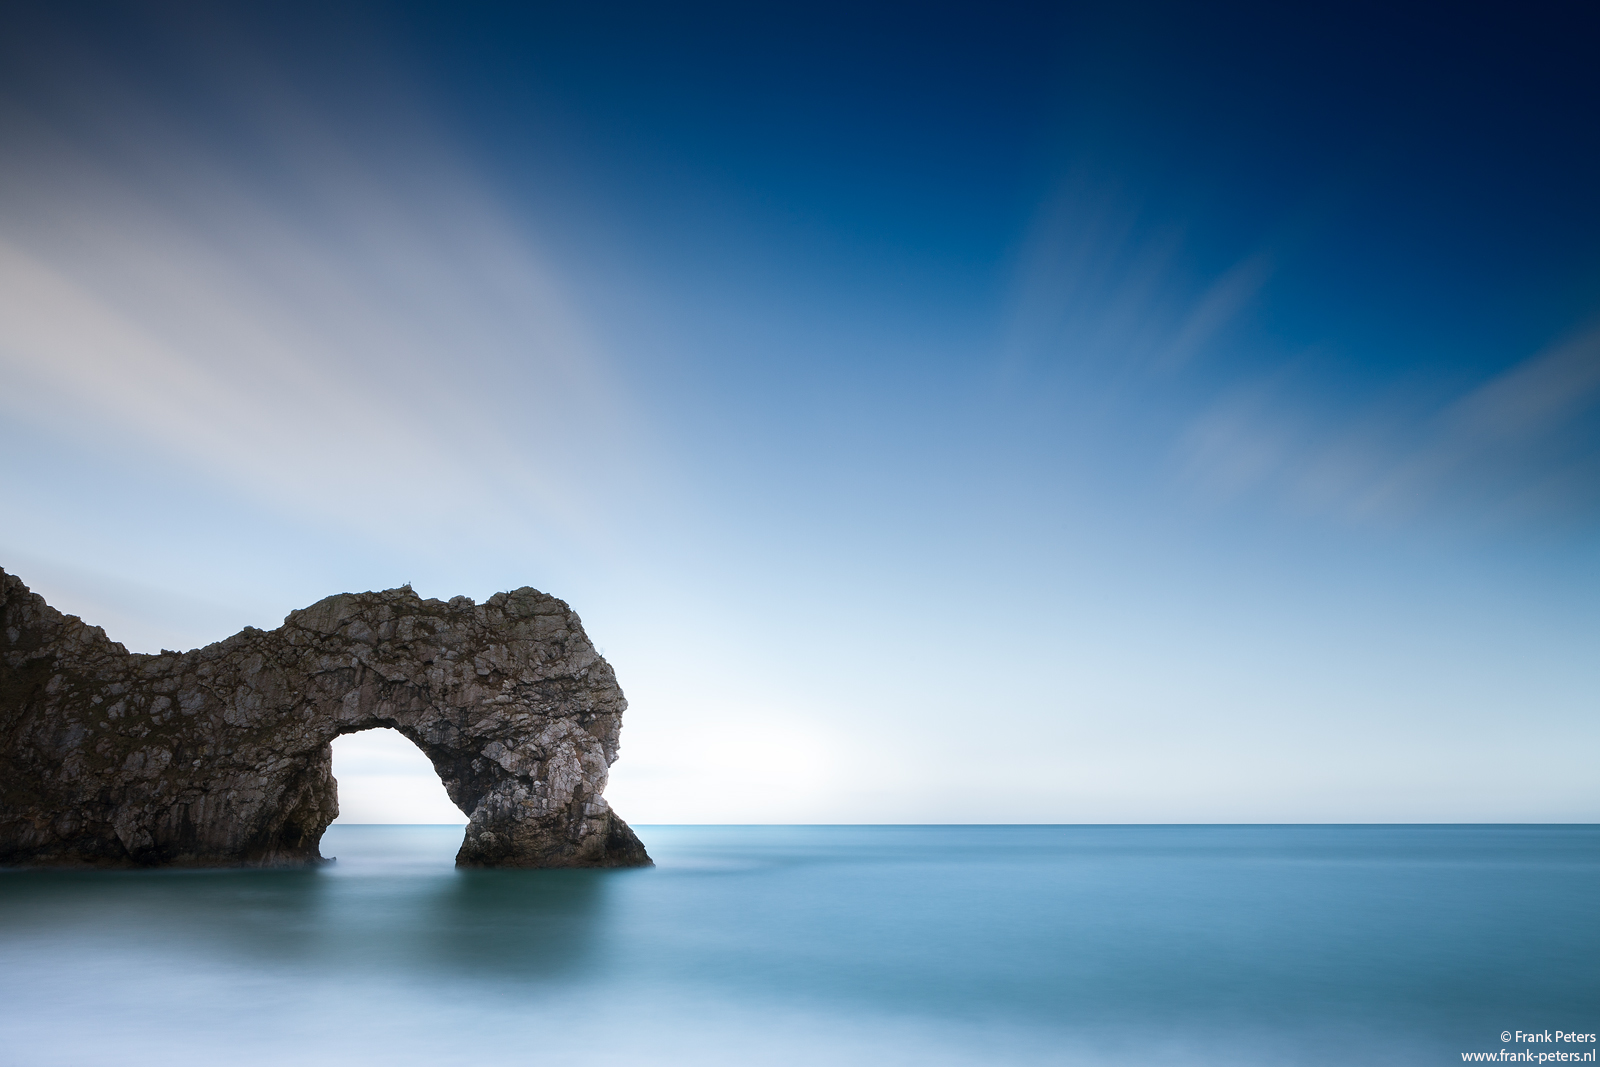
[330,728,468,826]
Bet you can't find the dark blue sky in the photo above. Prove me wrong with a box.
[400,0,1600,356]
[366,0,1600,529]
[2,1,1597,820]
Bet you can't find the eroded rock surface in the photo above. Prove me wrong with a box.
[0,568,650,868]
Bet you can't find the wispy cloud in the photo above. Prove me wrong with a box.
[1000,173,1600,532]
[999,173,1270,390]
[0,9,657,558]
[1179,324,1600,527]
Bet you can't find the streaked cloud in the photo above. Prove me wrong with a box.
[1003,174,1600,531]
[0,12,657,560]
[1000,173,1270,389]
[1180,324,1600,527]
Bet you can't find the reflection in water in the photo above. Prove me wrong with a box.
[0,867,331,963]
[0,826,623,984]
[0,825,1596,1067]
[418,869,613,980]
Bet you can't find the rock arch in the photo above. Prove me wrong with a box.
[0,568,651,867]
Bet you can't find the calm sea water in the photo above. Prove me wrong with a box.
[0,825,1595,1066]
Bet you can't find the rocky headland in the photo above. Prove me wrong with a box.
[0,567,650,868]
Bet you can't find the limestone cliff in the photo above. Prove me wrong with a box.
[0,568,650,868]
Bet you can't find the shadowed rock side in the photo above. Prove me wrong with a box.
[0,568,651,868]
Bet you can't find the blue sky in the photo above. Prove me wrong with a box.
[2,1,1597,822]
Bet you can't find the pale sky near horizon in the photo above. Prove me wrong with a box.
[3,1,1597,824]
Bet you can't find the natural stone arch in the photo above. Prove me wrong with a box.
[0,568,650,868]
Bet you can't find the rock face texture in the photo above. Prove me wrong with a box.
[0,568,650,868]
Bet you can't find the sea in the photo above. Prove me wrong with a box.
[0,824,1595,1066]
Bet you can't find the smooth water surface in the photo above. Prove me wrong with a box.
[1,825,1595,1065]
